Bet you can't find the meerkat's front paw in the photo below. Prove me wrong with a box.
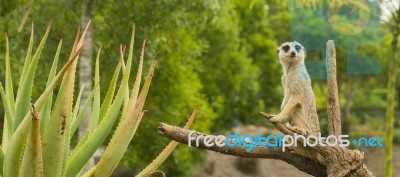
[270,114,286,123]
[269,117,279,122]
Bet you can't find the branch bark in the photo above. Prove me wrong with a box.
[259,113,373,177]
[158,122,327,177]
[326,40,341,136]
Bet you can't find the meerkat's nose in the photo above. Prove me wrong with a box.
[290,51,296,57]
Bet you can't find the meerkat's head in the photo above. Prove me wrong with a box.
[277,41,306,65]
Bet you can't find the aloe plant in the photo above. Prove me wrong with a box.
[0,22,193,177]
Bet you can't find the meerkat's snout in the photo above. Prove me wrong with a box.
[290,51,296,58]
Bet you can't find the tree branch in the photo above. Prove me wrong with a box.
[326,40,341,136]
[158,122,327,177]
[260,113,373,177]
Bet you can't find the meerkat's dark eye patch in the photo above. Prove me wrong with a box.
[282,45,290,52]
[295,45,302,52]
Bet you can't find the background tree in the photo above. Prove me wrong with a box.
[79,0,95,171]
[381,1,400,176]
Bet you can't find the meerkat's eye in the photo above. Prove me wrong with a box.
[295,45,302,52]
[282,45,290,52]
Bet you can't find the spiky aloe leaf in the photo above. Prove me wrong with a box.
[42,22,90,177]
[4,33,15,117]
[83,60,156,177]
[72,86,85,122]
[3,40,84,177]
[0,146,3,175]
[90,46,102,131]
[130,39,146,107]
[66,26,135,177]
[40,39,62,136]
[119,38,146,122]
[2,34,16,149]
[123,24,135,108]
[70,83,99,137]
[3,26,34,151]
[119,45,129,108]
[18,24,34,94]
[19,106,43,177]
[0,84,13,137]
[13,22,52,133]
[1,119,10,152]
[136,107,197,177]
[98,60,121,122]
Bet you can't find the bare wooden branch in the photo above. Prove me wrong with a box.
[158,120,375,177]
[326,40,341,136]
[158,122,327,177]
[260,113,374,177]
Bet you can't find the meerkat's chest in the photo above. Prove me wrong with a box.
[283,73,309,96]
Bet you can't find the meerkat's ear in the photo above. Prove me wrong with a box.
[276,49,279,55]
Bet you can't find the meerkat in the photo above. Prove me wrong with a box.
[268,41,324,164]
[272,41,320,135]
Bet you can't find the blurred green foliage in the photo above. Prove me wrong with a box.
[0,0,399,176]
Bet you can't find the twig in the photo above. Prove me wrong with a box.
[17,0,35,33]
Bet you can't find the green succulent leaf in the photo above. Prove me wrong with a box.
[72,86,85,125]
[90,46,102,132]
[42,22,90,177]
[13,22,52,133]
[66,25,135,177]
[2,33,16,149]
[3,37,84,177]
[84,59,156,177]
[39,39,62,136]
[1,23,172,177]
[19,106,43,177]
[98,59,121,122]
[18,24,34,94]
[4,33,16,117]
[70,83,99,138]
[0,84,14,139]
[136,107,197,177]
[0,147,3,175]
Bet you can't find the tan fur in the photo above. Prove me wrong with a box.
[273,41,324,164]
[271,41,320,135]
